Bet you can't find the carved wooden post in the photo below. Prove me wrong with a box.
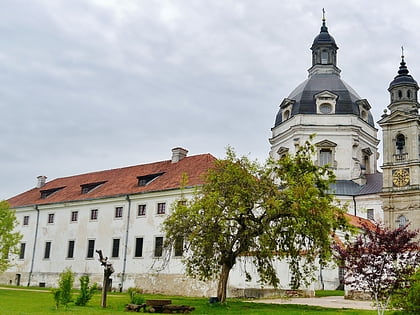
[96,250,114,308]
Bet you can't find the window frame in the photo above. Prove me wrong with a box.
[86,239,95,259]
[70,211,78,222]
[23,215,29,226]
[19,243,26,260]
[47,213,55,224]
[367,209,374,221]
[174,238,183,257]
[111,238,120,258]
[67,240,75,259]
[44,241,51,259]
[137,204,146,217]
[90,209,98,221]
[154,236,164,257]
[134,237,144,258]
[115,206,123,219]
[157,202,166,215]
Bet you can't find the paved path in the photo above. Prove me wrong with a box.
[256,296,375,310]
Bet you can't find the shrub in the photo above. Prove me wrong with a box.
[390,268,420,314]
[52,267,74,308]
[75,275,97,306]
[127,287,145,305]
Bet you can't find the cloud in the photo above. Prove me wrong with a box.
[1,1,420,199]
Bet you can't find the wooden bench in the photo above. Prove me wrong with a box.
[125,299,194,313]
[145,299,172,313]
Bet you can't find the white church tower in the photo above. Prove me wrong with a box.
[378,51,420,229]
[270,15,382,219]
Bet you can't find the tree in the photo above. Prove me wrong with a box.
[52,268,74,309]
[75,275,97,306]
[335,222,420,315]
[163,141,349,302]
[0,200,22,274]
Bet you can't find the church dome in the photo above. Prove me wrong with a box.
[311,22,337,49]
[274,19,375,128]
[389,56,418,88]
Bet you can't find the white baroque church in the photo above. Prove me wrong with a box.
[2,18,419,296]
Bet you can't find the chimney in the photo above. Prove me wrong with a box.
[171,147,188,163]
[37,175,47,188]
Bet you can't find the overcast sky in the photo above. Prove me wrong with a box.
[2,0,420,199]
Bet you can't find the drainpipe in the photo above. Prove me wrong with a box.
[121,195,132,291]
[352,195,357,216]
[28,205,40,286]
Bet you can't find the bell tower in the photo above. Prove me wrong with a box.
[378,51,420,229]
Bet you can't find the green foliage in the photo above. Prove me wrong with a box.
[127,287,145,305]
[52,267,74,308]
[163,140,349,302]
[75,275,97,306]
[315,290,345,297]
[0,200,22,273]
[390,268,420,314]
[52,288,61,309]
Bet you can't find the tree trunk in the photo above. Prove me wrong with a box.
[217,264,231,303]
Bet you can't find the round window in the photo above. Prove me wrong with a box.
[319,103,332,114]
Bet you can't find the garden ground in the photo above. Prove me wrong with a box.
[0,286,401,314]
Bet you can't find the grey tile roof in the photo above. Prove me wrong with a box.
[329,172,383,196]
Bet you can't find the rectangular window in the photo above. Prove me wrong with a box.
[115,207,123,218]
[71,211,78,222]
[134,238,143,257]
[319,149,332,166]
[90,209,98,220]
[138,204,146,216]
[367,209,374,221]
[19,243,26,259]
[67,240,75,258]
[44,241,51,259]
[23,215,29,226]
[154,237,163,257]
[157,203,166,215]
[48,213,54,224]
[174,238,183,257]
[112,239,120,258]
[86,239,95,258]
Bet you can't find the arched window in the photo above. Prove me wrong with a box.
[398,90,402,99]
[397,215,407,228]
[407,90,411,99]
[396,134,406,154]
[321,50,328,64]
[283,110,290,120]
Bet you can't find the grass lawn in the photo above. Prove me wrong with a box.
[0,286,392,315]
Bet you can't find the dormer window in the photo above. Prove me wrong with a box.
[40,187,64,199]
[315,91,337,114]
[319,103,332,114]
[81,181,106,194]
[137,172,164,187]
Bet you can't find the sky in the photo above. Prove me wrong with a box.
[2,0,420,199]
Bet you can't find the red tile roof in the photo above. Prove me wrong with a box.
[344,213,376,231]
[8,154,216,208]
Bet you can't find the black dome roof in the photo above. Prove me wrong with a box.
[274,73,375,127]
[274,19,374,128]
[311,22,337,49]
[389,57,418,88]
